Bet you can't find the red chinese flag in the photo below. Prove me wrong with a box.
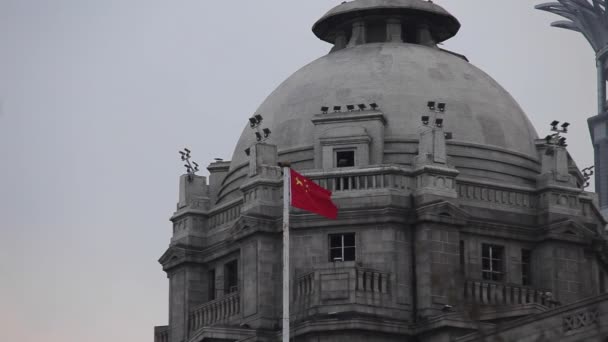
[290,169,338,219]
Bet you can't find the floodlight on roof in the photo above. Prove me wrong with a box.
[333,106,341,112]
[254,114,263,122]
[249,117,257,127]
[444,132,453,140]
[263,128,271,138]
[255,132,262,141]
[438,103,446,112]
[561,122,570,132]
[427,101,436,110]
[321,106,329,113]
[421,116,430,125]
[551,120,560,128]
[558,137,567,146]
[435,118,444,127]
[358,104,367,110]
[184,148,191,154]
[346,105,355,111]
[370,103,378,110]
[244,147,251,156]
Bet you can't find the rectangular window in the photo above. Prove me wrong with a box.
[482,244,504,281]
[208,269,216,300]
[329,233,356,262]
[460,240,465,269]
[224,260,238,294]
[521,249,532,286]
[336,150,355,168]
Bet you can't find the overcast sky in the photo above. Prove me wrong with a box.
[0,1,597,341]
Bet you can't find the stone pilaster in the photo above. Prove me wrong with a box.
[413,125,459,204]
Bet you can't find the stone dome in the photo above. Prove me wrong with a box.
[217,1,540,204]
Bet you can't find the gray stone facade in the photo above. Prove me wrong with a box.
[155,1,608,341]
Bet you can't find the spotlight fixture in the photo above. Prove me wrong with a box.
[370,103,378,110]
[333,106,341,112]
[561,122,570,132]
[263,128,271,138]
[254,114,263,123]
[178,148,199,180]
[438,103,446,112]
[421,116,430,125]
[255,132,263,141]
[357,104,367,111]
[545,135,553,144]
[249,117,257,127]
[244,147,251,156]
[427,101,436,111]
[346,105,355,111]
[444,132,453,140]
[551,120,560,129]
[435,118,444,127]
[558,137,567,146]
[321,106,329,114]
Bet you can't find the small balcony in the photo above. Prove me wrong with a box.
[188,291,241,333]
[294,265,403,321]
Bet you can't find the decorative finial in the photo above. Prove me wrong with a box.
[178,148,199,181]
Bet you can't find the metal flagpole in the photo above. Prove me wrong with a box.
[282,166,291,342]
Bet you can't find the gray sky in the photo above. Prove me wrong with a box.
[0,1,596,341]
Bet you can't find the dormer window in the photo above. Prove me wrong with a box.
[336,150,355,168]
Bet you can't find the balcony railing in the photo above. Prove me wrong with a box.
[463,280,559,308]
[305,166,410,192]
[189,291,240,332]
[294,265,392,316]
[154,326,169,342]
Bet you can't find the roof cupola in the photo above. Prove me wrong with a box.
[312,0,460,52]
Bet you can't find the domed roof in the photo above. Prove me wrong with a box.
[228,43,538,170]
[313,0,460,44]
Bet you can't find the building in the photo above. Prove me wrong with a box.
[154,1,608,341]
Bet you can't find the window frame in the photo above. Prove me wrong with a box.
[329,233,356,262]
[481,243,504,282]
[224,259,239,294]
[335,149,356,168]
[208,269,216,300]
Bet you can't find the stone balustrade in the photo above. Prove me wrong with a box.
[464,280,559,307]
[306,166,410,192]
[456,181,536,209]
[356,268,390,293]
[154,326,169,342]
[294,265,392,316]
[189,292,240,332]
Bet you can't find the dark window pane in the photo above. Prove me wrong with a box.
[482,272,491,280]
[336,151,355,168]
[482,245,490,258]
[343,234,355,247]
[482,258,490,269]
[330,248,342,261]
[492,260,501,271]
[330,235,342,247]
[344,247,356,261]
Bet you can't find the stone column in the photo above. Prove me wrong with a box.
[331,30,348,52]
[347,20,366,47]
[386,18,402,43]
[417,22,436,47]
